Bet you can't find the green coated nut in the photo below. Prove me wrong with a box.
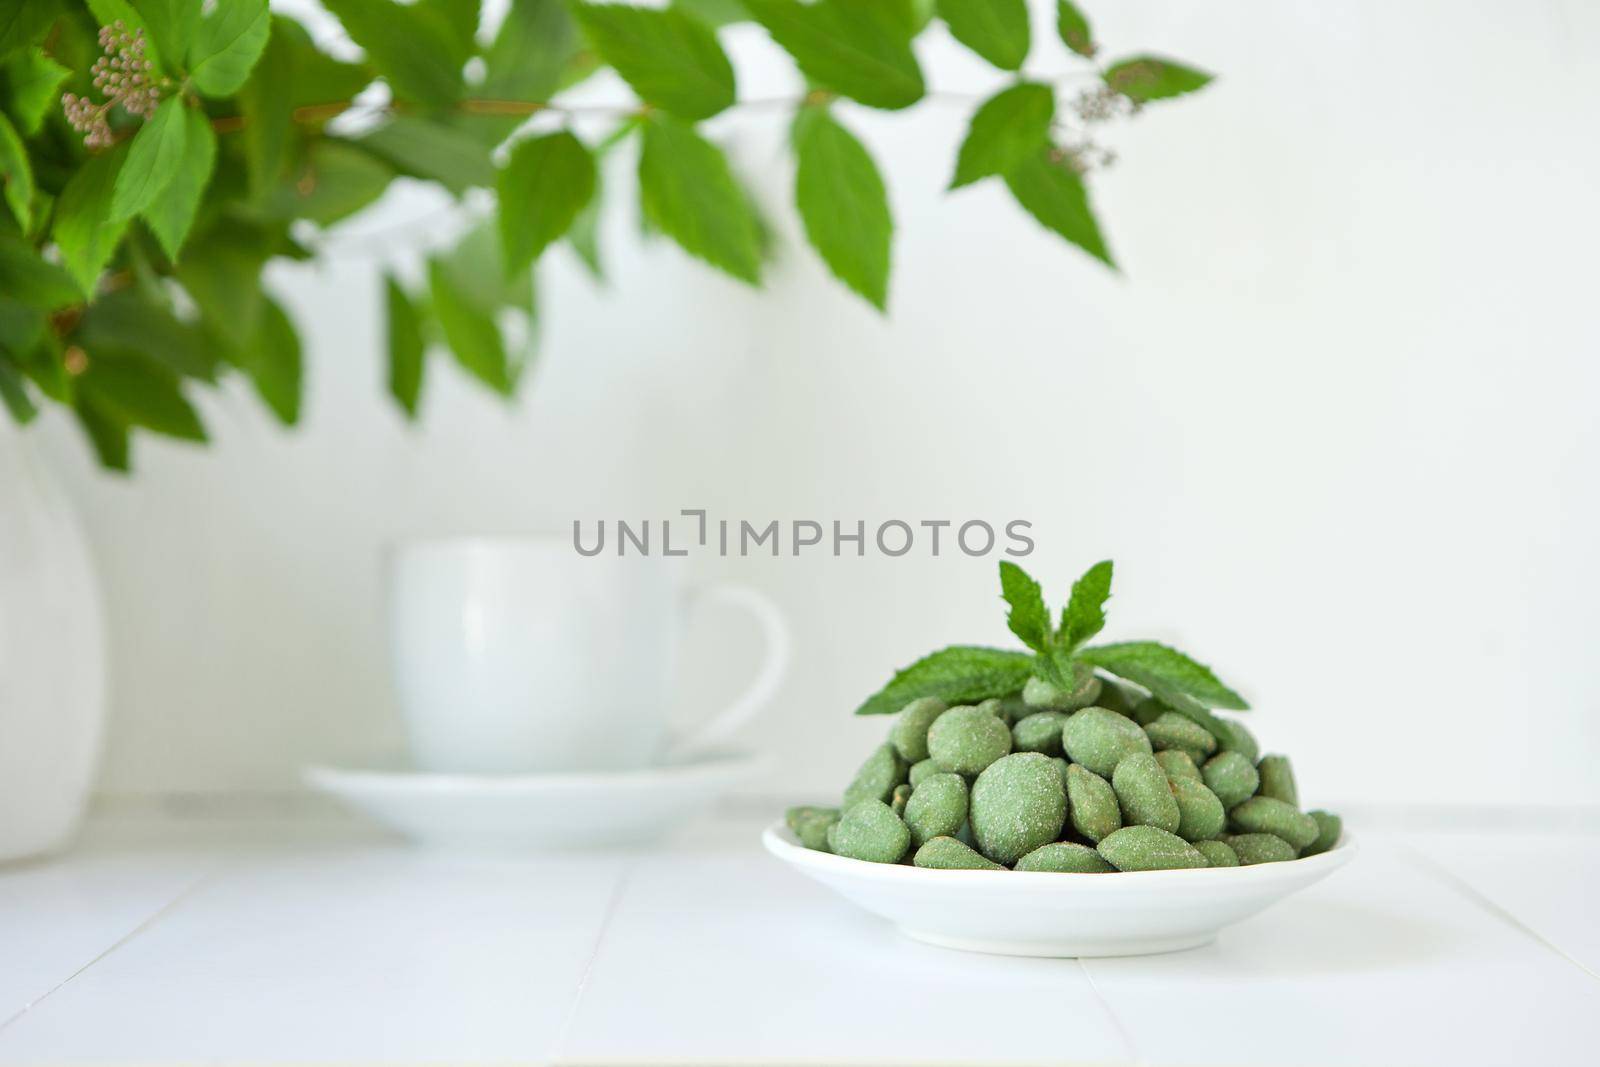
[1229,796,1319,850]
[829,800,911,864]
[1063,707,1152,776]
[1194,839,1239,867]
[927,705,1013,775]
[1202,751,1260,809]
[913,836,1004,870]
[1155,749,1201,781]
[1169,775,1227,842]
[1131,696,1169,726]
[890,783,912,816]
[979,695,1029,726]
[1023,672,1101,711]
[1111,752,1180,833]
[1215,717,1260,763]
[1012,711,1068,756]
[1014,842,1115,873]
[1065,763,1122,843]
[969,752,1068,865]
[1097,825,1208,871]
[1256,754,1299,806]
[1303,810,1342,856]
[785,806,839,851]
[1049,756,1071,791]
[1227,832,1297,865]
[903,773,968,847]
[1092,676,1141,717]
[889,697,947,763]
[842,743,908,809]
[908,758,939,788]
[1144,711,1218,763]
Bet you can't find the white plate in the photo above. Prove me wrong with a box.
[304,753,763,851]
[764,821,1356,957]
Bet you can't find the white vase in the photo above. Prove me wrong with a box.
[0,420,106,862]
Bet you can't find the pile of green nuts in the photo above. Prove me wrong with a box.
[786,675,1341,873]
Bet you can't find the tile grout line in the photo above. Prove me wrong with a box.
[0,867,220,1035]
[548,856,640,1065]
[1397,840,1600,984]
[1075,958,1144,1067]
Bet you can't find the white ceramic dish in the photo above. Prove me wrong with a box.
[764,822,1356,957]
[305,752,763,850]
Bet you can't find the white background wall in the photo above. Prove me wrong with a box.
[28,0,1600,808]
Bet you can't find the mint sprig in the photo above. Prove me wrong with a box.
[854,560,1250,739]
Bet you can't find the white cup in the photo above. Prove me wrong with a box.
[388,536,789,774]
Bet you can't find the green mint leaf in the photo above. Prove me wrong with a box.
[497,130,596,279]
[638,114,763,284]
[1104,55,1213,103]
[1033,643,1088,693]
[793,105,892,311]
[0,113,33,232]
[143,105,216,260]
[188,0,270,98]
[997,560,1051,652]
[77,352,206,442]
[854,644,1035,715]
[262,141,392,227]
[1078,640,1249,710]
[322,0,463,107]
[949,81,1053,190]
[110,96,187,223]
[428,255,510,396]
[2,51,72,135]
[574,3,736,120]
[0,232,80,311]
[53,145,129,296]
[361,117,497,196]
[1004,146,1114,267]
[141,0,202,72]
[1055,0,1094,58]
[746,0,924,111]
[938,0,1029,72]
[1059,559,1112,650]
[385,275,426,419]
[0,2,63,65]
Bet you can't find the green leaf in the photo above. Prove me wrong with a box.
[385,275,425,418]
[1077,641,1249,710]
[141,0,202,70]
[481,0,581,102]
[1055,0,1094,58]
[428,254,509,395]
[143,105,215,260]
[0,232,79,310]
[996,560,1051,652]
[1,51,71,134]
[86,0,167,72]
[0,1,62,64]
[1004,146,1113,267]
[671,0,748,28]
[110,96,187,223]
[1059,559,1113,650]
[1033,643,1090,694]
[949,81,1053,190]
[854,644,1035,715]
[52,145,128,296]
[416,0,481,68]
[938,0,1028,71]
[638,114,762,284]
[234,295,300,424]
[74,287,219,380]
[0,352,37,423]
[745,0,924,110]
[567,180,603,280]
[1104,55,1213,103]
[174,220,270,348]
[573,3,735,120]
[0,112,33,231]
[274,17,373,108]
[263,141,392,227]
[497,130,595,279]
[238,18,291,201]
[792,106,892,310]
[77,351,206,441]
[74,396,130,471]
[188,0,272,97]
[322,0,464,107]
[360,116,495,196]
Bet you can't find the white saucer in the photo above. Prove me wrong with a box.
[304,752,764,850]
[764,821,1356,957]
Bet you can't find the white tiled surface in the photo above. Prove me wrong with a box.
[1,810,1596,1066]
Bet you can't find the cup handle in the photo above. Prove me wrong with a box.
[666,583,791,759]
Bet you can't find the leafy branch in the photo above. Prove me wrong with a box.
[0,0,1214,470]
[855,558,1249,743]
